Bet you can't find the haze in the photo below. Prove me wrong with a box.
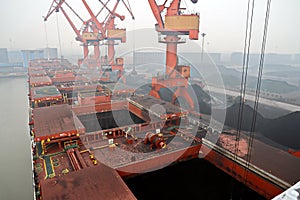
[0,0,299,55]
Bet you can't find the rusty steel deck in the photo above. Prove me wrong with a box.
[29,76,52,87]
[28,58,300,200]
[40,164,136,200]
[33,104,85,141]
[30,85,62,101]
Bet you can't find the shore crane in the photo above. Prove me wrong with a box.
[44,0,134,82]
[44,0,102,68]
[148,0,199,109]
[82,0,134,82]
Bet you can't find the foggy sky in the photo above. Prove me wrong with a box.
[0,0,299,55]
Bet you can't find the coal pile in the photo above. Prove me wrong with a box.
[158,85,212,113]
[218,103,300,150]
[246,100,291,119]
[261,111,300,149]
[221,103,265,132]
[158,87,173,102]
[190,84,212,114]
[135,82,300,150]
[135,82,212,113]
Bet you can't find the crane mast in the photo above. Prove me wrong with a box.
[148,0,199,109]
[97,0,134,82]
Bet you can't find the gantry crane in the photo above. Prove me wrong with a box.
[148,0,199,109]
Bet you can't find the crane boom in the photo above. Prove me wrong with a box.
[167,0,181,15]
[148,0,164,29]
[44,0,92,59]
[44,0,65,22]
[82,0,106,39]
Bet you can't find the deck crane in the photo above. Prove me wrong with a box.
[44,0,104,68]
[148,0,199,109]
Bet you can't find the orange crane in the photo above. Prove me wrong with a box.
[88,0,134,82]
[44,0,104,68]
[148,0,199,109]
[44,0,134,78]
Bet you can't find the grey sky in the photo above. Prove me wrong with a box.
[0,0,299,54]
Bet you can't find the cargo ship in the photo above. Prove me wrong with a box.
[28,0,300,199]
[28,58,300,199]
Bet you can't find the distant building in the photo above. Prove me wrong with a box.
[43,48,58,59]
[265,53,292,64]
[230,52,242,65]
[0,48,9,63]
[21,50,44,68]
[133,51,221,69]
[8,51,23,63]
[231,52,294,65]
[231,52,260,65]
[293,54,300,64]
[180,52,221,65]
[134,52,165,66]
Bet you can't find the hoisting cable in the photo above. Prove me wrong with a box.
[44,22,50,60]
[56,12,63,60]
[64,1,85,23]
[125,0,133,13]
[122,0,135,19]
[233,0,255,172]
[96,0,110,18]
[132,17,136,73]
[244,0,272,183]
[230,0,255,198]
[183,0,190,13]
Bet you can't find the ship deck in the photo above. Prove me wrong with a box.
[30,85,62,101]
[28,59,300,200]
[29,76,52,87]
[28,69,47,77]
[40,164,136,200]
[33,104,85,141]
[81,129,202,173]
